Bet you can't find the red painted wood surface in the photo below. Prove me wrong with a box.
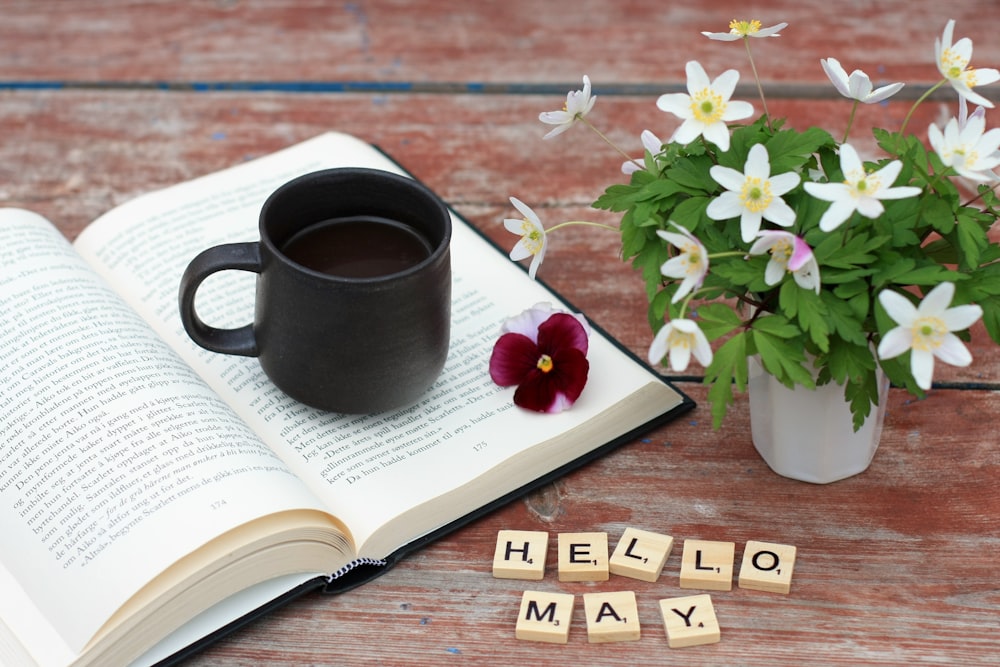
[2,2,999,665]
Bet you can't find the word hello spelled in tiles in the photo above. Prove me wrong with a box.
[492,528,796,647]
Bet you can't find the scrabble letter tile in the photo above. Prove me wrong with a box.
[738,540,797,594]
[583,591,641,643]
[659,594,720,648]
[558,532,609,582]
[609,527,674,583]
[679,539,735,591]
[515,591,575,644]
[493,530,549,580]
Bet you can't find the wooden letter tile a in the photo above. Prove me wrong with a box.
[583,591,641,643]
[679,539,736,591]
[609,527,674,583]
[492,530,549,580]
[558,532,610,582]
[515,591,575,644]
[738,540,797,594]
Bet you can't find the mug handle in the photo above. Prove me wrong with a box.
[178,242,262,356]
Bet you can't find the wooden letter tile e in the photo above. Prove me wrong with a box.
[659,594,720,648]
[583,591,641,643]
[515,591,575,644]
[558,532,609,582]
[493,530,549,580]
[679,539,736,591]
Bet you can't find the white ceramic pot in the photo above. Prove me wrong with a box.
[747,355,889,484]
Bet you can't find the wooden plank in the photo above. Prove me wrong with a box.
[1,89,994,378]
[0,0,996,95]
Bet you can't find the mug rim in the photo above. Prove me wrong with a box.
[259,167,452,283]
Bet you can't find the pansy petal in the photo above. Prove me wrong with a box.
[537,312,590,355]
[488,333,540,386]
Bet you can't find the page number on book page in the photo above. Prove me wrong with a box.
[210,499,228,510]
[473,441,488,453]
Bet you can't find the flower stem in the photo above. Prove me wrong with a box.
[743,38,771,131]
[547,220,619,233]
[843,100,859,143]
[899,79,946,137]
[581,117,642,169]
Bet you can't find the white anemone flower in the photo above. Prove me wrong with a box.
[647,318,713,372]
[656,61,754,152]
[935,20,1000,109]
[539,75,597,139]
[877,282,983,390]
[928,112,1000,182]
[656,222,709,303]
[702,19,788,41]
[622,129,664,175]
[706,143,801,242]
[803,144,922,232]
[820,57,904,104]
[503,197,547,279]
[748,231,821,294]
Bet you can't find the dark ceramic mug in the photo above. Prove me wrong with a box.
[178,167,452,413]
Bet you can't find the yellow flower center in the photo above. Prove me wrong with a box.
[911,316,947,351]
[740,176,774,212]
[536,354,554,373]
[668,329,694,350]
[520,219,544,255]
[768,237,794,268]
[690,88,726,124]
[941,47,972,82]
[729,19,762,36]
[845,170,880,198]
[678,241,705,276]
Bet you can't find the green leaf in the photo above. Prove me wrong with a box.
[704,332,749,429]
[778,281,830,351]
[665,154,718,192]
[696,302,744,340]
[751,330,815,389]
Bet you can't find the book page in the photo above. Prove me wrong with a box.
[0,210,338,656]
[73,133,683,559]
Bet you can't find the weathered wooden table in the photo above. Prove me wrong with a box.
[3,1,998,665]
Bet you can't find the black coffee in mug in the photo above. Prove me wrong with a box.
[281,216,433,278]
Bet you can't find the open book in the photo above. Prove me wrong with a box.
[0,132,693,667]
